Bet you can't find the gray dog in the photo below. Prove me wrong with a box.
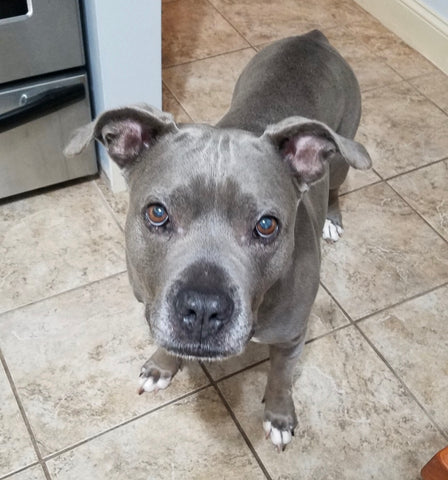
[65,30,371,450]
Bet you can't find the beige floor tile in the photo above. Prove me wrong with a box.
[46,388,264,480]
[6,466,47,480]
[219,327,446,479]
[307,286,350,338]
[0,273,208,456]
[325,27,403,92]
[359,284,448,436]
[210,0,369,45]
[348,18,438,79]
[357,82,448,178]
[339,165,381,194]
[205,286,350,381]
[162,85,193,123]
[0,367,37,477]
[162,0,249,67]
[0,181,126,314]
[163,49,256,123]
[94,176,129,231]
[321,182,448,320]
[203,342,269,382]
[389,160,448,241]
[410,70,448,114]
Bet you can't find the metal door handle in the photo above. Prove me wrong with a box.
[0,83,86,133]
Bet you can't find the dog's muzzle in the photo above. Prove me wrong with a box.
[149,261,248,359]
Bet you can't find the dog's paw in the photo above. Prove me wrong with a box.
[263,400,297,452]
[138,349,182,395]
[263,419,294,452]
[322,218,343,243]
[138,364,173,394]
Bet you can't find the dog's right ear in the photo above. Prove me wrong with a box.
[64,104,178,169]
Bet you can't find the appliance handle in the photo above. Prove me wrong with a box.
[0,83,86,133]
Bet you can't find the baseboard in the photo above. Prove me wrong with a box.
[354,0,448,75]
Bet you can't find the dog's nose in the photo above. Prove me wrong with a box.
[175,288,234,336]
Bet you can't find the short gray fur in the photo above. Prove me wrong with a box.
[65,30,371,450]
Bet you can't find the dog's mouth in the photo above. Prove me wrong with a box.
[159,340,247,361]
[146,307,253,362]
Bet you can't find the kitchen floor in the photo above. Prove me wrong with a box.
[1,0,448,479]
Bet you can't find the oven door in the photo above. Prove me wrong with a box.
[0,73,97,199]
[0,0,84,84]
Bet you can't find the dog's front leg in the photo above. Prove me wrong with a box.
[138,347,182,394]
[263,341,304,451]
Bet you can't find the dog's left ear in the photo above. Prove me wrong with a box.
[262,116,371,191]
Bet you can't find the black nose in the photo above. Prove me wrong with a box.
[175,288,234,337]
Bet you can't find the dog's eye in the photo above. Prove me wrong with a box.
[145,204,169,227]
[255,216,278,239]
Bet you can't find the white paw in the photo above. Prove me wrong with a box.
[322,219,343,243]
[263,420,293,452]
[137,368,173,395]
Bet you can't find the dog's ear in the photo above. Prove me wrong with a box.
[64,104,178,169]
[262,116,371,191]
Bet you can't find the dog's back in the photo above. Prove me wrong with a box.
[217,30,361,139]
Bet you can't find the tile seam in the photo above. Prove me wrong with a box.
[386,178,448,246]
[92,179,126,234]
[41,384,211,463]
[204,0,258,50]
[353,322,448,442]
[162,80,195,122]
[199,362,273,480]
[162,46,256,70]
[0,349,52,480]
[0,463,40,480]
[0,270,127,319]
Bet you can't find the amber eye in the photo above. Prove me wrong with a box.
[145,204,169,227]
[255,216,278,239]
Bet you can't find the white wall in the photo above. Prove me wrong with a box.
[421,0,448,19]
[81,0,162,191]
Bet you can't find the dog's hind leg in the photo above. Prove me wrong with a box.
[323,156,349,243]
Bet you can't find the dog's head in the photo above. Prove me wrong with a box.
[65,104,370,360]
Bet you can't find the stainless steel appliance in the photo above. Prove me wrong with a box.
[0,0,97,199]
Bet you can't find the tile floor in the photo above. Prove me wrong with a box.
[1,0,448,478]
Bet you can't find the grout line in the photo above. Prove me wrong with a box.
[0,270,127,319]
[386,177,448,246]
[92,178,127,234]
[205,0,259,50]
[319,281,448,441]
[321,276,448,328]
[199,362,273,480]
[204,0,253,48]
[354,280,448,325]
[384,156,448,182]
[406,76,448,118]
[0,463,40,480]
[304,321,353,345]
[339,178,384,197]
[162,81,194,122]
[162,80,196,123]
[319,281,356,325]
[162,46,256,71]
[41,384,211,463]
[200,322,355,388]
[0,349,52,480]
[207,357,270,384]
[353,322,448,442]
